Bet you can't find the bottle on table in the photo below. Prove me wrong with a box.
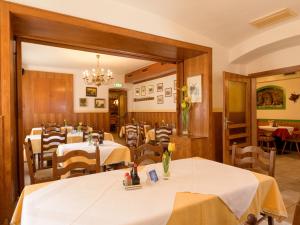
[131,164,140,185]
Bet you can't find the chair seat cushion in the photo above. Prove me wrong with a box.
[34,168,53,180]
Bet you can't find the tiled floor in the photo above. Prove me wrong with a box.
[274,152,300,224]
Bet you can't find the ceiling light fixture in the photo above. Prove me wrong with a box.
[82,54,113,86]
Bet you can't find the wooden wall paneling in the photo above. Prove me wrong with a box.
[125,62,176,83]
[0,2,18,222]
[16,38,24,191]
[183,53,213,159]
[170,135,192,160]
[21,71,111,135]
[213,112,223,162]
[176,62,184,135]
[251,78,257,145]
[126,112,177,127]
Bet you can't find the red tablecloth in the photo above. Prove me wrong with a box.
[272,128,291,141]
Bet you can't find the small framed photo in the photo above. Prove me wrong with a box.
[165,88,172,97]
[79,98,87,107]
[86,87,97,97]
[157,83,163,92]
[135,88,140,96]
[95,98,105,108]
[141,86,146,96]
[174,80,177,90]
[148,85,154,94]
[147,169,159,183]
[157,95,164,104]
[173,93,176,103]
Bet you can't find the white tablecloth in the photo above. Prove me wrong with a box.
[258,125,294,135]
[57,141,126,166]
[20,158,259,225]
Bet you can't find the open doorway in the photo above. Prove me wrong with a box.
[109,89,127,134]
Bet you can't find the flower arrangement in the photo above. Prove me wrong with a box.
[181,86,192,134]
[77,122,83,132]
[162,142,176,178]
[63,119,67,127]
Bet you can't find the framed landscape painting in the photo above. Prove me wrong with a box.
[157,95,164,104]
[86,87,97,97]
[141,86,146,96]
[95,98,105,108]
[148,85,154,94]
[187,75,202,103]
[79,98,87,107]
[135,88,140,96]
[157,83,163,92]
[165,88,172,97]
[256,85,285,109]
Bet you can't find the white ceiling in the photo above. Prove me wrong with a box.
[22,43,154,75]
[113,0,300,47]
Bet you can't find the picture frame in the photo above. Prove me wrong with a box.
[174,80,177,90]
[187,75,202,103]
[173,93,176,103]
[141,86,146,96]
[79,98,87,107]
[86,87,97,97]
[95,98,105,108]
[148,85,154,94]
[256,85,285,110]
[165,88,172,97]
[157,95,164,104]
[157,83,163,92]
[135,88,140,96]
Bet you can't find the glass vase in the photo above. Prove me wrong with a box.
[162,152,171,179]
[182,111,189,135]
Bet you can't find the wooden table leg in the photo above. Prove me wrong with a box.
[267,216,274,225]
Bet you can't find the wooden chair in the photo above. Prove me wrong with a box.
[42,124,61,133]
[52,147,101,180]
[125,124,139,148]
[83,130,104,142]
[139,123,146,145]
[245,199,300,225]
[232,144,276,177]
[134,143,163,166]
[154,126,172,148]
[40,131,67,169]
[24,139,54,184]
[282,130,300,155]
[258,129,276,151]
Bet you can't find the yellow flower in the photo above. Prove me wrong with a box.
[181,86,187,92]
[168,143,176,152]
[181,102,186,109]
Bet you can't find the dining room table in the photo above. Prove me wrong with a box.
[11,157,287,225]
[56,140,131,167]
[25,131,114,154]
[258,125,294,135]
[30,126,93,135]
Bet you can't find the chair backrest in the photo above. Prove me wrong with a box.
[134,143,163,166]
[232,144,276,176]
[43,125,61,133]
[41,131,67,166]
[125,124,139,148]
[155,126,172,146]
[139,123,146,144]
[24,139,36,184]
[52,147,100,179]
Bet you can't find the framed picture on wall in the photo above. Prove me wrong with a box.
[174,80,177,90]
[95,98,105,108]
[135,88,140,96]
[148,85,154,94]
[79,98,87,107]
[141,86,146,96]
[173,93,176,103]
[86,87,97,97]
[157,83,163,92]
[157,95,164,104]
[187,75,202,103]
[165,88,172,97]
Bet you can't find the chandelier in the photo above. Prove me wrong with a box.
[82,54,113,86]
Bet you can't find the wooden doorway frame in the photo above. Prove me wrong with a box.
[0,1,212,222]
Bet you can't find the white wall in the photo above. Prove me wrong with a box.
[257,75,300,120]
[128,74,176,112]
[246,44,300,74]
